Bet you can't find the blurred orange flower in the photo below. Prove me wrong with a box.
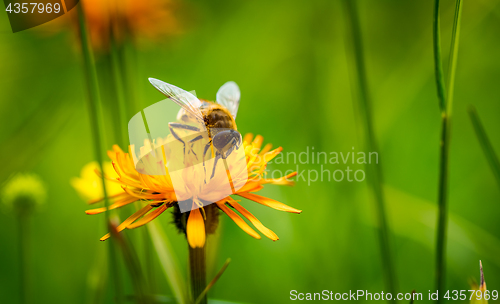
[63,0,181,50]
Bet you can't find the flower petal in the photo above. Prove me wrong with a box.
[127,204,169,229]
[261,171,297,186]
[252,135,264,150]
[263,147,283,163]
[243,133,254,145]
[100,204,153,241]
[122,186,169,200]
[217,201,261,239]
[187,205,206,248]
[227,199,278,241]
[237,182,264,193]
[259,143,273,155]
[85,195,139,215]
[237,192,302,213]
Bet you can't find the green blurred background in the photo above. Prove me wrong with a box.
[1,0,500,303]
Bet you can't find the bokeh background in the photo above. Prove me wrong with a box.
[1,0,500,303]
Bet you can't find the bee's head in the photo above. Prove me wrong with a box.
[212,129,242,158]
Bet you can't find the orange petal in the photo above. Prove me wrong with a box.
[243,133,254,145]
[228,199,278,241]
[217,201,261,239]
[93,167,124,186]
[264,147,283,163]
[261,171,297,186]
[127,204,168,229]
[237,192,302,213]
[85,195,138,215]
[122,186,167,200]
[85,207,108,215]
[100,204,153,241]
[259,143,273,155]
[238,182,264,193]
[138,174,160,191]
[107,150,118,162]
[252,135,264,150]
[187,206,206,248]
[112,144,124,154]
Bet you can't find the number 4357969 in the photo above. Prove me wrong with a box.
[5,3,62,14]
[444,290,498,301]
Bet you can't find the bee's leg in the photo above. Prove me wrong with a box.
[168,122,201,156]
[210,153,222,179]
[188,135,204,159]
[202,140,213,183]
[169,122,201,132]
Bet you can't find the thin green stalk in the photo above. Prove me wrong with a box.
[110,225,148,304]
[18,213,28,304]
[433,0,447,113]
[341,1,397,300]
[108,8,156,290]
[468,106,500,188]
[189,246,207,304]
[143,228,155,292]
[108,14,156,291]
[118,40,140,115]
[446,0,463,115]
[434,0,463,302]
[195,259,231,304]
[435,109,450,304]
[148,221,189,304]
[109,34,129,150]
[76,4,123,303]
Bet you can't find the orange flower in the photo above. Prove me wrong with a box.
[62,0,180,51]
[87,134,301,248]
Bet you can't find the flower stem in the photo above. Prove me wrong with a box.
[76,4,123,303]
[434,0,463,302]
[189,246,207,304]
[109,32,129,150]
[18,213,28,304]
[433,0,447,113]
[148,221,189,304]
[341,0,397,300]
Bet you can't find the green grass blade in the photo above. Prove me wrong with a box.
[446,0,463,116]
[148,221,189,304]
[195,259,231,304]
[373,186,500,270]
[109,33,129,150]
[110,222,148,304]
[76,4,123,303]
[433,0,447,112]
[341,0,397,299]
[434,0,463,302]
[468,106,500,188]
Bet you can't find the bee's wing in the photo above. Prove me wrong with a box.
[216,81,240,119]
[148,78,204,122]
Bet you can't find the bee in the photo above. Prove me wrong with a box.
[148,78,242,180]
